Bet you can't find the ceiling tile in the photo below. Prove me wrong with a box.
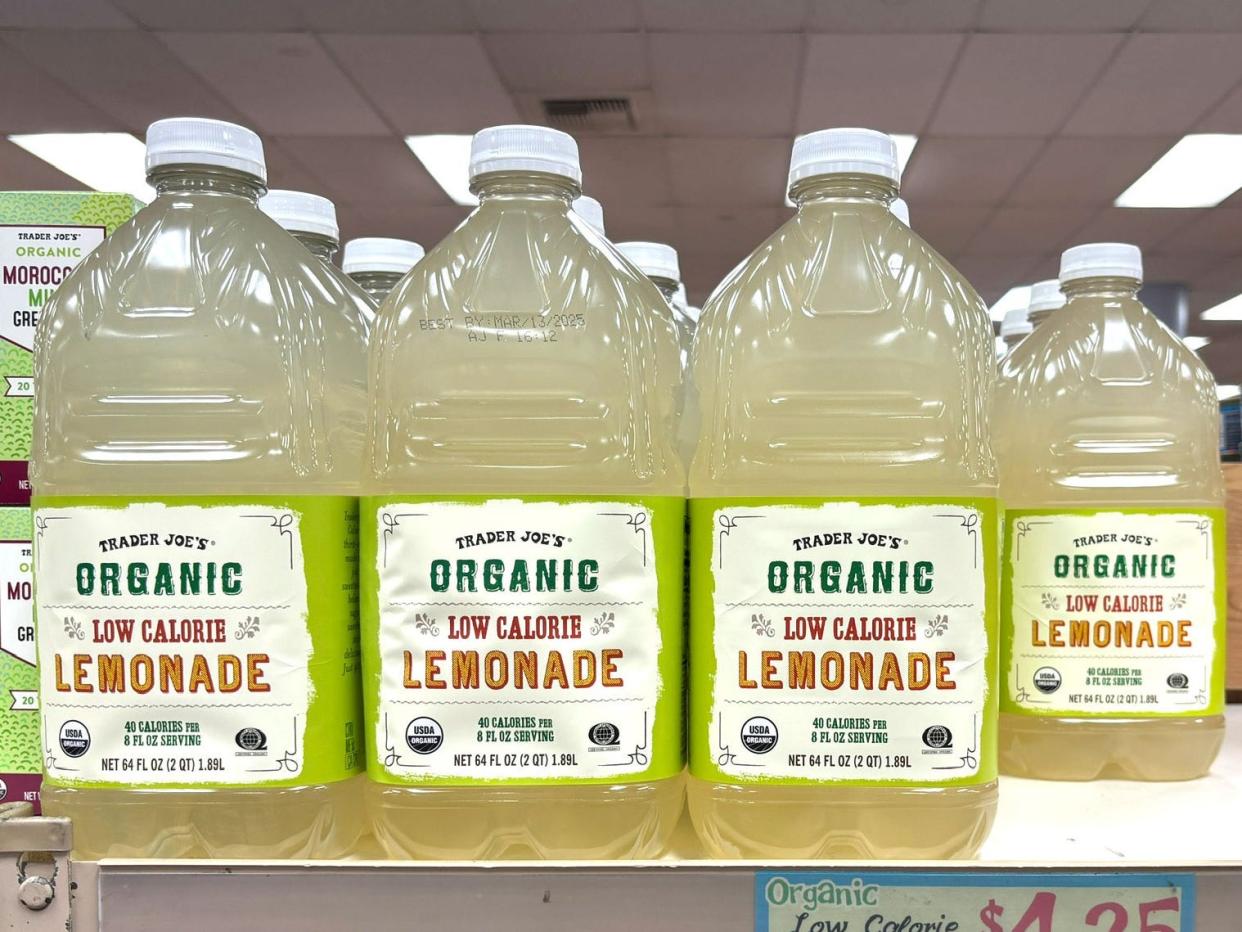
[1195,82,1242,133]
[930,34,1124,135]
[160,32,388,135]
[113,0,310,30]
[600,205,678,245]
[0,46,115,133]
[979,0,1149,32]
[468,0,639,32]
[909,206,992,255]
[1188,257,1242,295]
[805,0,979,32]
[639,0,806,31]
[483,33,646,93]
[901,136,1045,204]
[260,138,333,195]
[964,206,1098,255]
[578,136,672,207]
[667,136,788,207]
[1154,209,1242,255]
[1069,207,1203,251]
[649,33,801,136]
[0,0,134,28]
[1064,35,1242,136]
[952,253,1040,303]
[336,203,468,249]
[0,139,89,189]
[1005,137,1173,206]
[797,34,963,133]
[1140,0,1242,32]
[4,30,238,132]
[672,206,786,258]
[272,135,451,206]
[323,34,519,133]
[299,0,476,32]
[1142,251,1223,283]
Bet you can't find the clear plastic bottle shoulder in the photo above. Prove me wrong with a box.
[690,199,995,495]
[996,296,1222,506]
[33,191,369,495]
[366,194,682,495]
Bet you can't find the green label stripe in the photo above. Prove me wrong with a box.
[33,494,361,790]
[1002,507,1226,719]
[689,496,999,788]
[361,494,685,786]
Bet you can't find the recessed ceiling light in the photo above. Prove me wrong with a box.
[1183,335,1210,351]
[1115,134,1242,208]
[405,135,475,206]
[8,132,152,202]
[785,133,919,207]
[988,284,1032,323]
[1201,294,1242,321]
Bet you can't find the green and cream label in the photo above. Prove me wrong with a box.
[1004,509,1225,717]
[34,496,361,788]
[690,498,998,786]
[363,496,684,785]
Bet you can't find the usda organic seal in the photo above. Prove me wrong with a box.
[405,717,444,754]
[1033,667,1062,694]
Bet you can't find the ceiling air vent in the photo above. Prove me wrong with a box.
[541,97,636,134]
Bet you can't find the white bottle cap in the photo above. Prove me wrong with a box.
[1060,243,1143,284]
[890,197,910,226]
[260,190,339,242]
[1027,278,1065,314]
[684,305,701,325]
[342,237,425,276]
[145,117,266,182]
[673,282,688,312]
[618,241,680,284]
[573,196,605,235]
[469,124,581,185]
[1000,306,1033,339]
[788,128,899,188]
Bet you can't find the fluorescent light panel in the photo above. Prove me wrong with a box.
[1116,134,1242,208]
[988,284,1032,323]
[1183,335,1210,351]
[405,135,475,206]
[1218,384,1240,401]
[9,132,151,202]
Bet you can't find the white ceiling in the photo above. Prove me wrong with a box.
[5,0,1242,379]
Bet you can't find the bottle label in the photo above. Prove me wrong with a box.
[1003,508,1225,717]
[34,496,361,789]
[363,496,684,785]
[689,498,998,787]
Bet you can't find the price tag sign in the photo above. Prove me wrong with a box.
[755,871,1193,932]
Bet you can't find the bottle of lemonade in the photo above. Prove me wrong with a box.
[32,118,368,858]
[363,125,685,858]
[572,195,606,236]
[999,307,1033,355]
[688,128,999,859]
[998,244,1225,780]
[618,242,693,366]
[261,189,379,326]
[343,237,424,304]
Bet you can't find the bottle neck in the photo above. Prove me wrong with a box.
[348,270,405,302]
[293,232,339,263]
[1028,307,1061,327]
[471,170,580,206]
[789,173,898,207]
[1062,276,1141,302]
[650,276,680,304]
[149,164,266,202]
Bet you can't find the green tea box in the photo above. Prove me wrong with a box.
[0,192,139,812]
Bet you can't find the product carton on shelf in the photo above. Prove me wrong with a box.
[0,191,139,812]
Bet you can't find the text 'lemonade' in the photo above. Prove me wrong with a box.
[688,128,999,859]
[997,243,1226,780]
[362,124,685,859]
[32,118,370,858]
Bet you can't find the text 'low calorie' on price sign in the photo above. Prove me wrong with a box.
[755,871,1193,932]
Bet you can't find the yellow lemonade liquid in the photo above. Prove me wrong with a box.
[997,245,1225,780]
[688,129,998,859]
[33,120,369,858]
[364,126,684,859]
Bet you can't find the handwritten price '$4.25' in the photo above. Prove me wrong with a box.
[979,892,1181,932]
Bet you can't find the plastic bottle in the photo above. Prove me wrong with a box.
[688,128,998,859]
[32,118,369,858]
[363,125,685,859]
[261,189,380,324]
[617,241,691,367]
[343,237,424,304]
[573,195,606,237]
[999,306,1033,353]
[997,243,1225,780]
